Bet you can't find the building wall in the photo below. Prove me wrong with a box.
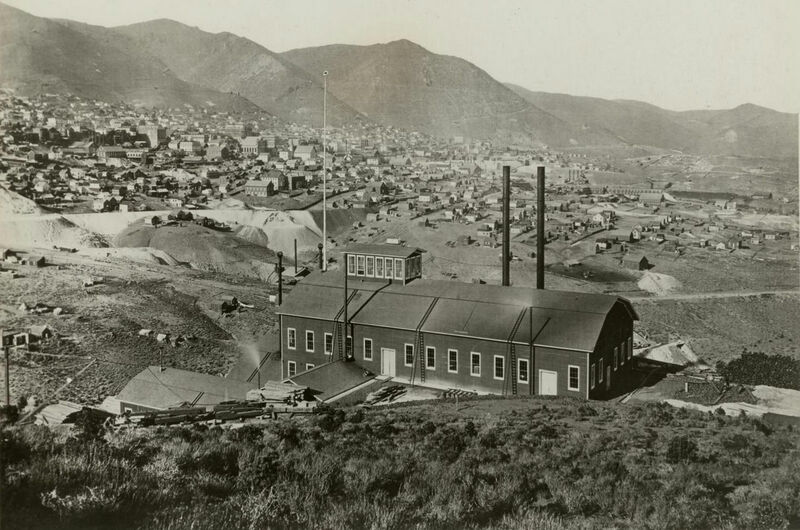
[351,324,416,381]
[588,303,634,399]
[281,315,340,377]
[534,346,589,398]
[420,333,525,394]
[280,300,635,400]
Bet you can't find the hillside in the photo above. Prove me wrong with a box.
[281,40,617,146]
[110,19,364,126]
[115,222,278,280]
[4,397,799,529]
[507,84,799,158]
[0,186,42,215]
[0,2,259,112]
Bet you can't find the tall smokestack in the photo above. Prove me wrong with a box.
[537,166,545,290]
[501,165,511,287]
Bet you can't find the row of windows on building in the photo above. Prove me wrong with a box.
[589,337,633,390]
[347,254,405,280]
[285,327,584,390]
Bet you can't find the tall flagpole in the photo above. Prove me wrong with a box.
[322,70,328,272]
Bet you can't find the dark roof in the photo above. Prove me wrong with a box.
[278,283,374,320]
[279,276,638,352]
[286,361,374,400]
[345,244,423,259]
[534,310,607,352]
[383,280,629,317]
[420,299,525,342]
[116,366,256,410]
[350,291,435,330]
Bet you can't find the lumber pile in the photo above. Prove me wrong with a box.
[246,381,306,404]
[441,388,477,399]
[364,385,406,405]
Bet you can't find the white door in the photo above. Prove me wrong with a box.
[539,370,558,396]
[381,348,396,377]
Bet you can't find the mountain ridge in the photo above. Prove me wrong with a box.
[0,2,261,113]
[0,1,795,157]
[505,83,798,158]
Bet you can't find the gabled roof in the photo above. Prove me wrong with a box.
[116,366,256,410]
[534,310,607,352]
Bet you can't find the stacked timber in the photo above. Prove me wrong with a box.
[364,385,407,405]
[246,381,306,404]
[441,388,477,399]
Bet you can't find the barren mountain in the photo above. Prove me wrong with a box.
[1,1,794,156]
[0,2,259,112]
[507,84,798,158]
[281,40,617,146]
[111,19,364,127]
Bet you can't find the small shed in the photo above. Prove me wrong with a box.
[622,254,650,271]
[29,324,54,342]
[25,256,46,267]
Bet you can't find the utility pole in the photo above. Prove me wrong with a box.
[322,70,329,272]
[2,329,8,408]
[343,257,349,358]
[276,252,284,306]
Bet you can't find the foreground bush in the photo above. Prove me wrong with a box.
[2,398,799,529]
[717,352,800,390]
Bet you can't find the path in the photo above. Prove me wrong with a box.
[628,288,799,302]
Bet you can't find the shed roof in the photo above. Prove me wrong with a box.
[350,291,435,330]
[420,299,525,342]
[286,361,374,401]
[278,283,374,321]
[345,244,423,259]
[116,366,256,410]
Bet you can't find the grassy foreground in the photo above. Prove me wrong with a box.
[2,397,799,529]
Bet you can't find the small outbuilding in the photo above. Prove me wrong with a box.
[622,254,650,271]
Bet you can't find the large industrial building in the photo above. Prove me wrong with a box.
[277,243,638,400]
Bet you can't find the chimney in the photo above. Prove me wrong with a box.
[502,165,511,286]
[537,166,545,289]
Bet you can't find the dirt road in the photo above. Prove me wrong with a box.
[628,288,799,301]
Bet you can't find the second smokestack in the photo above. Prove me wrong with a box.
[537,166,545,290]
[502,165,511,287]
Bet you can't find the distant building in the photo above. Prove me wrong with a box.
[622,254,650,271]
[137,125,166,148]
[241,136,267,156]
[178,141,202,155]
[205,144,229,160]
[244,179,276,197]
[294,145,317,161]
[639,191,663,206]
[97,145,126,161]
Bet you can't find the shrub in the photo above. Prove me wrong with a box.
[666,435,699,463]
[718,352,800,390]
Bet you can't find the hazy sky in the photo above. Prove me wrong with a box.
[6,0,799,113]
